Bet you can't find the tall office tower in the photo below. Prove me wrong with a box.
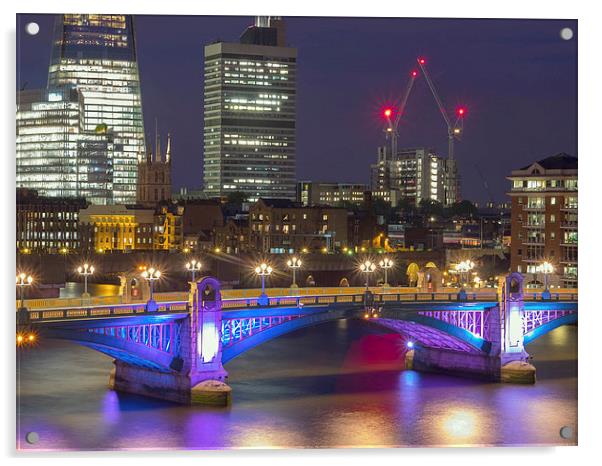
[137,134,172,207]
[47,14,146,204]
[203,16,297,201]
[16,88,115,203]
[370,147,446,206]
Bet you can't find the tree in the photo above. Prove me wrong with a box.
[418,199,444,218]
[226,191,248,206]
[447,200,478,218]
[336,200,360,212]
[370,198,395,223]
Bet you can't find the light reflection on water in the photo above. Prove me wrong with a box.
[16,320,577,450]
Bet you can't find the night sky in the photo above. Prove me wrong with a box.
[16,14,577,203]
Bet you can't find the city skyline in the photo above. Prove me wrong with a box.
[17,14,146,204]
[14,12,580,451]
[17,15,577,204]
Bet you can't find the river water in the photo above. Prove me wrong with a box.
[16,319,577,450]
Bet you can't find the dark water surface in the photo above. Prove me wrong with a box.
[17,319,577,450]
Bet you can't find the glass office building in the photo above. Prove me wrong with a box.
[203,17,297,201]
[45,14,146,204]
[16,87,115,204]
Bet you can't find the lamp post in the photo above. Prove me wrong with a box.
[141,267,161,311]
[255,263,273,305]
[379,258,394,287]
[539,261,554,299]
[77,263,94,299]
[359,260,377,290]
[455,260,475,289]
[455,260,474,300]
[185,259,202,282]
[16,273,33,311]
[286,257,302,289]
[60,246,68,275]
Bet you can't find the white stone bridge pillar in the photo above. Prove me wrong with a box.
[187,277,230,404]
[499,272,535,383]
[109,276,231,405]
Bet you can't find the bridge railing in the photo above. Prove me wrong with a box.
[24,301,189,323]
[18,286,577,311]
[21,289,578,322]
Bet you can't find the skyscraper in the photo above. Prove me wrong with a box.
[16,87,115,203]
[203,16,297,201]
[46,14,146,204]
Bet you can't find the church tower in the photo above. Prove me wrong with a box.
[136,133,172,207]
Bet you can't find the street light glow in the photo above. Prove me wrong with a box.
[142,267,161,280]
[287,257,302,288]
[287,257,302,268]
[255,263,273,276]
[185,259,202,282]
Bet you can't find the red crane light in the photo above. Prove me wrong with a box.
[383,108,393,118]
[418,58,426,65]
[411,70,418,77]
[457,107,466,116]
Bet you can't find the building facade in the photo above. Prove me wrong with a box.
[370,147,452,206]
[507,153,578,288]
[46,14,146,204]
[79,204,155,252]
[296,181,368,207]
[154,202,184,251]
[203,17,297,201]
[16,88,116,203]
[137,134,172,207]
[249,199,348,253]
[214,217,250,254]
[16,188,88,253]
[180,200,225,252]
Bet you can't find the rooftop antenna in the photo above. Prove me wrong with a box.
[154,117,161,163]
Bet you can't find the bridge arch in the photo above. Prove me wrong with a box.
[523,313,578,346]
[221,307,355,363]
[42,320,184,372]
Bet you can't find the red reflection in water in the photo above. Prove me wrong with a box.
[342,334,407,371]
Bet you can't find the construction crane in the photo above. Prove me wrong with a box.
[383,69,418,160]
[416,57,466,204]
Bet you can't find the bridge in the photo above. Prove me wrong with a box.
[16,274,577,406]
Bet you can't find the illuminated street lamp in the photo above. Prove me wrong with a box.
[60,246,68,274]
[286,257,302,289]
[185,259,202,282]
[539,261,554,299]
[455,260,475,289]
[141,267,161,311]
[255,263,273,305]
[379,258,394,287]
[16,272,33,311]
[77,263,95,298]
[359,260,377,290]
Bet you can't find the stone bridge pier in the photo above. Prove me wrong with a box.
[404,272,536,383]
[109,276,231,405]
